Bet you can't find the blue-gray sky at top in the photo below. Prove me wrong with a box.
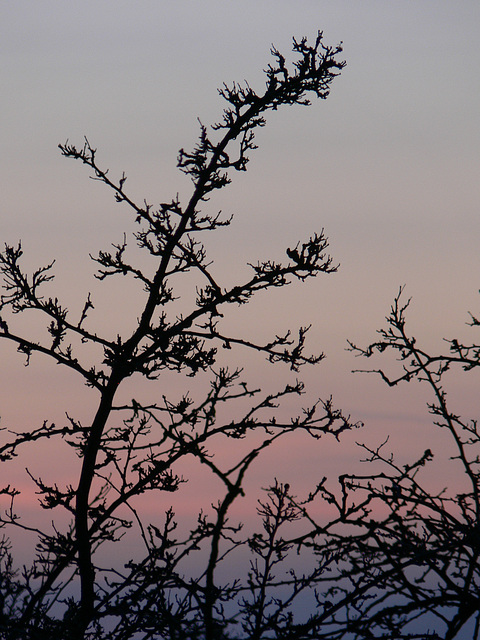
[1,1,480,490]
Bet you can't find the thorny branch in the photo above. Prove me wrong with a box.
[0,33,354,640]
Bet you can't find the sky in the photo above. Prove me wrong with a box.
[1,2,480,535]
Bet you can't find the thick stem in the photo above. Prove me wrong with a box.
[203,457,254,640]
[73,378,120,638]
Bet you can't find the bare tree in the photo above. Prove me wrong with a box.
[0,33,352,640]
[277,288,480,639]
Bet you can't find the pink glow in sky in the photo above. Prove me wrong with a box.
[1,1,480,555]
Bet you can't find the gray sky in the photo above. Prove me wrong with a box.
[2,1,480,491]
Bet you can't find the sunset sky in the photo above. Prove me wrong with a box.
[2,2,480,530]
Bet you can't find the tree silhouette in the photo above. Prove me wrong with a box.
[0,33,354,639]
[280,288,480,639]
